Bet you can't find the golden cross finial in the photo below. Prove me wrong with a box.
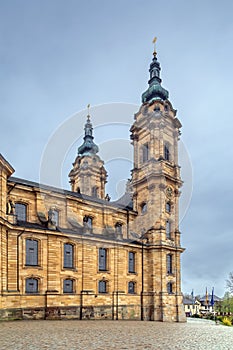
[152,36,157,55]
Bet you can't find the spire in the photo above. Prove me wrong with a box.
[78,113,99,156]
[141,38,169,103]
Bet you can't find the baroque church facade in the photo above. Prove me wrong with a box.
[0,48,186,322]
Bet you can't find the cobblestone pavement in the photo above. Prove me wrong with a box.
[0,318,233,350]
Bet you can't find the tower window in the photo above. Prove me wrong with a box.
[99,248,107,271]
[154,105,160,112]
[63,279,74,294]
[167,254,173,274]
[164,144,170,161]
[128,281,136,294]
[166,202,171,213]
[15,203,27,222]
[128,252,136,273]
[115,223,123,236]
[98,280,107,293]
[141,202,147,214]
[64,243,74,269]
[83,216,93,229]
[167,282,173,294]
[166,220,172,239]
[141,143,149,163]
[26,239,38,266]
[26,278,38,294]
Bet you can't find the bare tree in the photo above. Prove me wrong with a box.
[226,272,233,294]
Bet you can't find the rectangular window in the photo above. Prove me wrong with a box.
[99,248,107,271]
[164,144,170,161]
[142,143,149,163]
[64,243,74,268]
[128,252,135,273]
[15,203,27,221]
[98,280,107,293]
[167,282,173,294]
[26,278,38,293]
[167,254,173,274]
[26,239,38,266]
[63,279,73,293]
[166,220,171,239]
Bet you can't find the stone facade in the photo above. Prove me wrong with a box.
[0,49,186,322]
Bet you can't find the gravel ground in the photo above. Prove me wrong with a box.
[0,318,233,350]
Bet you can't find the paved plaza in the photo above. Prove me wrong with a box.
[0,318,233,349]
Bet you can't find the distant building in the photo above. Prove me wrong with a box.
[0,46,186,322]
[183,297,201,317]
[199,294,221,314]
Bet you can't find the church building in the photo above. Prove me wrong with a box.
[0,46,186,322]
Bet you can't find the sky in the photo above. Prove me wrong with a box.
[1,0,233,297]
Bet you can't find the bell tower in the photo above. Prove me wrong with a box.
[130,41,186,322]
[69,113,107,199]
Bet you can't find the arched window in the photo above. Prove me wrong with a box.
[167,254,173,274]
[98,280,107,293]
[63,279,74,294]
[128,281,136,294]
[83,216,93,229]
[115,223,123,236]
[166,220,172,239]
[164,144,170,161]
[167,282,173,294]
[25,278,38,293]
[15,202,27,222]
[141,202,147,214]
[64,243,74,269]
[26,239,38,266]
[99,248,107,271]
[128,252,136,273]
[166,202,171,213]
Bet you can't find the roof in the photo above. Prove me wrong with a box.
[8,176,134,211]
[199,294,221,302]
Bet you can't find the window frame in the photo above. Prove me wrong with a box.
[15,202,27,222]
[99,248,107,271]
[63,278,74,294]
[25,238,39,266]
[164,144,170,161]
[83,215,93,230]
[166,254,173,275]
[128,251,136,274]
[128,281,136,294]
[166,220,172,240]
[115,222,123,236]
[25,277,39,294]
[98,280,107,294]
[167,282,173,294]
[63,243,74,269]
[166,202,171,213]
[141,202,147,214]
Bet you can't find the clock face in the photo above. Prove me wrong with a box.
[166,186,173,198]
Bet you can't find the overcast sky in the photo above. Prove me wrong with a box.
[1,0,233,297]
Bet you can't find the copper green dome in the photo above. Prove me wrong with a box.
[78,115,99,156]
[142,52,169,103]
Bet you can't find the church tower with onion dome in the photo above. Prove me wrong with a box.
[69,114,107,199]
[130,39,186,321]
